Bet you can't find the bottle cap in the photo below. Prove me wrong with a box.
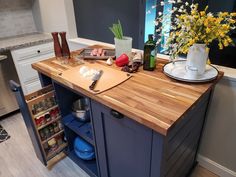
[148,34,153,41]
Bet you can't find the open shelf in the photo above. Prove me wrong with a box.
[67,149,98,177]
[34,105,58,119]
[46,142,68,161]
[37,115,61,130]
[42,129,64,144]
[62,114,94,145]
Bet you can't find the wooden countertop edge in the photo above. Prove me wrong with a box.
[166,72,224,134]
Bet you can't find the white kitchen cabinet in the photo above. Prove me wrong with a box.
[11,42,54,95]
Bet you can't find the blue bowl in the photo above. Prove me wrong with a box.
[74,136,95,160]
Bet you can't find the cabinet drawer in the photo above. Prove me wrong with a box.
[18,52,54,83]
[11,42,54,61]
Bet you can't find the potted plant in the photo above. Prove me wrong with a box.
[155,1,236,75]
[109,20,133,58]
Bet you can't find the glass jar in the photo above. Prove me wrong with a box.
[45,113,51,122]
[48,138,58,151]
[35,116,42,127]
[49,125,54,136]
[39,129,46,141]
[40,116,46,125]
[53,122,60,133]
[44,127,50,139]
[56,135,63,146]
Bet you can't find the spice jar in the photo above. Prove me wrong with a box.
[50,96,56,106]
[48,138,58,151]
[44,127,50,139]
[46,98,53,108]
[53,122,60,133]
[41,100,48,110]
[32,104,36,115]
[37,101,44,112]
[54,107,60,117]
[43,142,50,153]
[35,116,42,127]
[49,125,54,136]
[58,122,63,130]
[45,113,51,122]
[39,129,46,141]
[56,135,63,146]
[49,109,56,119]
[40,116,46,125]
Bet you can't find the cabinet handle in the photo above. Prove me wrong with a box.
[9,80,20,92]
[37,50,41,53]
[110,109,124,119]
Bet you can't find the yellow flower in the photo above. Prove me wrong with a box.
[230,12,236,16]
[218,43,223,50]
[200,11,205,16]
[227,38,233,43]
[223,40,229,47]
[229,19,236,24]
[222,24,230,30]
[206,28,211,33]
[220,12,229,17]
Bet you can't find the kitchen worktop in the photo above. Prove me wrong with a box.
[32,47,223,135]
[0,32,52,52]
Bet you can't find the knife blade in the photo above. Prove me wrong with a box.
[89,70,103,90]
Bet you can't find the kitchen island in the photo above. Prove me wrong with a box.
[17,46,223,177]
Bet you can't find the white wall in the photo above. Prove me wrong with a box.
[32,0,77,38]
[199,77,236,176]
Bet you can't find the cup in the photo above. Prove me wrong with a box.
[114,36,133,58]
[185,65,198,80]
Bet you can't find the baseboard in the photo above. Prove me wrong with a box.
[197,155,236,177]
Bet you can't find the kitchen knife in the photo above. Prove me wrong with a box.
[89,70,103,90]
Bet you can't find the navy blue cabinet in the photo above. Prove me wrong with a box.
[13,71,213,177]
[91,100,153,177]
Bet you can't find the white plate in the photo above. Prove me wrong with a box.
[163,60,219,83]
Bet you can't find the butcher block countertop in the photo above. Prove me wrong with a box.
[32,46,223,136]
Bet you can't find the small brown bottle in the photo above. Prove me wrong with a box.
[51,32,62,57]
[59,32,70,58]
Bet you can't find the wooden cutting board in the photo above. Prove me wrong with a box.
[60,62,132,94]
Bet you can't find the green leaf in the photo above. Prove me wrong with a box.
[108,20,124,39]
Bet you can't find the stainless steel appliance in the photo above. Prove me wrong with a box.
[0,51,19,117]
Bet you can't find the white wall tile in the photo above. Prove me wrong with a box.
[0,0,37,38]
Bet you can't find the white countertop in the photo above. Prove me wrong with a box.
[69,37,236,82]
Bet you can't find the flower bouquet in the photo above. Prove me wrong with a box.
[155,0,236,59]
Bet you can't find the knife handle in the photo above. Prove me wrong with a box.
[89,80,98,90]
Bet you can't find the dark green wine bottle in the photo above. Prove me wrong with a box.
[143,34,156,71]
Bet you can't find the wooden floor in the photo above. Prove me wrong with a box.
[0,113,219,177]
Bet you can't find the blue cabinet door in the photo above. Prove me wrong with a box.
[91,100,153,177]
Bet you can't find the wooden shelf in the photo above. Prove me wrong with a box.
[67,149,98,177]
[62,114,94,145]
[34,105,58,119]
[37,115,61,131]
[46,142,68,161]
[25,85,54,102]
[42,129,64,144]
